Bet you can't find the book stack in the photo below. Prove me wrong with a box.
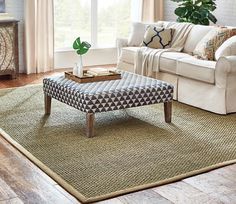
[87,68,111,76]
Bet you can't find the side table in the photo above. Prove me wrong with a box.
[0,20,19,79]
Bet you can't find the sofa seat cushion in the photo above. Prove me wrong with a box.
[120,47,139,64]
[177,57,216,84]
[120,47,192,74]
[159,52,192,74]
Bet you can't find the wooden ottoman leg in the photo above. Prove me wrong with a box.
[86,113,95,138]
[44,94,52,115]
[164,101,172,123]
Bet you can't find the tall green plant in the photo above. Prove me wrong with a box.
[171,0,217,25]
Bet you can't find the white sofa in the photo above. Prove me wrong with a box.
[117,22,236,114]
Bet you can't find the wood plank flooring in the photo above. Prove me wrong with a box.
[1,69,236,204]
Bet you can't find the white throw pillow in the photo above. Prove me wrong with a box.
[215,36,236,60]
[128,21,164,46]
[128,22,147,46]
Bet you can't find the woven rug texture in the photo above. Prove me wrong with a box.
[0,85,236,203]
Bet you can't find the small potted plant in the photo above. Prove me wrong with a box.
[72,37,91,77]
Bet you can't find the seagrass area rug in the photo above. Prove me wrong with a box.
[0,85,236,203]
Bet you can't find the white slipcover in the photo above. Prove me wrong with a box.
[183,25,214,53]
[116,21,236,114]
[177,57,216,84]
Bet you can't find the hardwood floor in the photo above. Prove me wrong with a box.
[0,69,70,88]
[1,70,236,204]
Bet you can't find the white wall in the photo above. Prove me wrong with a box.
[164,0,177,22]
[55,48,117,69]
[214,0,236,26]
[164,0,236,26]
[5,0,25,73]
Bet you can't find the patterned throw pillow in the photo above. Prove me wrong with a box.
[193,27,236,61]
[229,28,236,37]
[220,26,236,37]
[142,26,173,49]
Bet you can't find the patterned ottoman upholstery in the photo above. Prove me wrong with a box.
[43,71,174,137]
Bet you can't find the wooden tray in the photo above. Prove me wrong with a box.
[65,70,121,83]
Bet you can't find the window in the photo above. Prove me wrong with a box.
[54,0,91,50]
[97,0,132,47]
[54,0,140,50]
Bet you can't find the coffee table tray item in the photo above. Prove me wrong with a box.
[65,70,121,83]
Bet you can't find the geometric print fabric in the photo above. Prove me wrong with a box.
[43,71,174,113]
[142,26,173,49]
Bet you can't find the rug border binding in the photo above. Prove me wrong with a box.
[1,128,236,204]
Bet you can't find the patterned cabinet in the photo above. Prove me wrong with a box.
[0,20,19,79]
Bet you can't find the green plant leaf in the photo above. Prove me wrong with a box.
[77,48,89,55]
[199,8,208,18]
[73,37,81,50]
[175,7,188,17]
[200,18,210,25]
[208,12,217,23]
[192,11,202,19]
[81,41,91,49]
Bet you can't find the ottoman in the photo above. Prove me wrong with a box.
[43,71,174,137]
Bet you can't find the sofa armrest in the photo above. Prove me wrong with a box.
[215,56,236,88]
[116,38,128,59]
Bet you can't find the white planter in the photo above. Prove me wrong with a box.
[77,55,83,77]
[72,55,84,77]
[73,63,78,76]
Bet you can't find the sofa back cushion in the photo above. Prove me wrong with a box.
[184,25,214,53]
[142,26,173,49]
